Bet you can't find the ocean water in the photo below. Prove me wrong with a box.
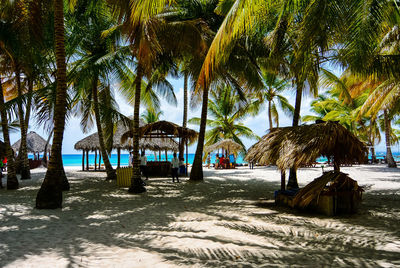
[29,151,400,167]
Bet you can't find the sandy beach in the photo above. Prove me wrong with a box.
[1,164,399,267]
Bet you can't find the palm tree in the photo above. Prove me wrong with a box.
[141,108,162,124]
[36,0,70,209]
[0,75,18,189]
[189,85,259,152]
[110,0,208,192]
[69,3,130,180]
[255,72,293,130]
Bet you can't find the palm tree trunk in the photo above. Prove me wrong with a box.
[0,76,18,189]
[268,100,273,130]
[128,64,146,193]
[92,77,116,180]
[36,0,69,208]
[179,72,188,159]
[287,80,303,189]
[190,84,209,181]
[384,109,396,168]
[370,145,376,163]
[15,66,31,180]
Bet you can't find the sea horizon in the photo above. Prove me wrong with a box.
[27,151,400,167]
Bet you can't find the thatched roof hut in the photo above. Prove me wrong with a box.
[74,132,178,151]
[245,121,367,171]
[12,131,50,153]
[121,120,198,144]
[205,139,242,153]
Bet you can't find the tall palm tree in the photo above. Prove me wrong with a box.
[110,0,208,192]
[189,85,259,152]
[36,0,70,209]
[255,72,293,130]
[69,2,131,180]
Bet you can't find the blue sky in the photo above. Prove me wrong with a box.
[9,76,391,154]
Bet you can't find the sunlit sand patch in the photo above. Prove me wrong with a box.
[0,225,19,232]
[4,251,70,268]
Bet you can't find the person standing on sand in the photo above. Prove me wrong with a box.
[140,151,148,180]
[206,154,211,168]
[171,152,180,183]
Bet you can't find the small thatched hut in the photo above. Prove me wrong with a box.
[12,131,50,159]
[246,121,367,215]
[121,120,198,176]
[245,121,367,171]
[74,120,181,171]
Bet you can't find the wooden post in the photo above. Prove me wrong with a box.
[159,150,161,161]
[281,170,286,191]
[86,150,89,171]
[82,150,85,171]
[117,148,121,168]
[99,153,102,170]
[165,150,168,161]
[94,150,97,171]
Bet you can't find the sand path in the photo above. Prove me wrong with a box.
[0,165,399,267]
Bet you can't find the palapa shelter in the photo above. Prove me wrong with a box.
[121,120,198,175]
[74,121,179,171]
[245,121,367,215]
[205,139,242,155]
[245,121,367,173]
[12,131,50,160]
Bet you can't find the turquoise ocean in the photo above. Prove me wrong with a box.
[29,151,400,167]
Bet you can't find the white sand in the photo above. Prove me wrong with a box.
[1,164,400,267]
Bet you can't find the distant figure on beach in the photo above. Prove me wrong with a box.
[215,154,220,169]
[140,151,148,180]
[129,152,133,167]
[206,154,211,168]
[171,152,179,182]
[220,154,225,169]
[249,160,254,169]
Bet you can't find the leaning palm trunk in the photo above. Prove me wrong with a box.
[128,64,146,193]
[287,81,303,189]
[190,84,209,181]
[36,0,70,208]
[384,109,396,168]
[92,78,116,180]
[0,76,18,189]
[15,67,31,180]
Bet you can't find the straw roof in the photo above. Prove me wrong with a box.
[245,121,367,170]
[291,171,363,209]
[121,120,198,144]
[205,139,242,153]
[12,131,50,153]
[74,120,179,152]
[122,137,179,151]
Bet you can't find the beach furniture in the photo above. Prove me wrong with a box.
[275,171,363,215]
[246,121,367,215]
